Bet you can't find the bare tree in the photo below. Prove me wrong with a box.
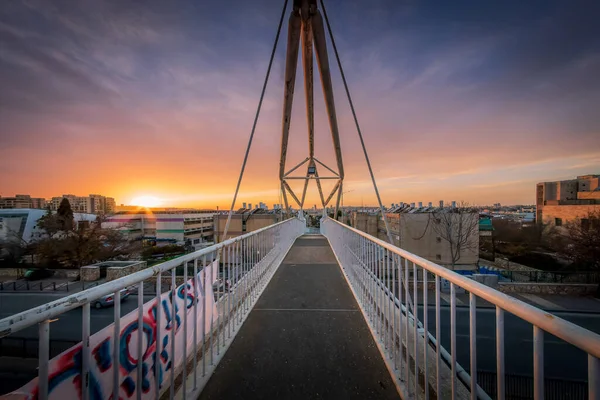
[557,211,600,271]
[34,213,141,268]
[431,201,480,269]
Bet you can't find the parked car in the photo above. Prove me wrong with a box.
[23,269,54,281]
[92,288,131,309]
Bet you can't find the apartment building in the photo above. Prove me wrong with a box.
[104,210,215,249]
[50,194,116,214]
[0,195,47,209]
[536,174,600,225]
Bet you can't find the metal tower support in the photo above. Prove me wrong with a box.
[279,0,344,219]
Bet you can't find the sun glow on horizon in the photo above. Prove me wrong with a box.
[130,195,163,208]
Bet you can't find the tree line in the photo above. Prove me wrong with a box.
[0,198,140,268]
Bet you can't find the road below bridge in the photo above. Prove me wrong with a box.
[417,305,600,382]
[0,291,599,394]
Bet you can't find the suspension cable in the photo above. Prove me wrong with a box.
[319,0,420,315]
[222,0,289,241]
[319,0,394,244]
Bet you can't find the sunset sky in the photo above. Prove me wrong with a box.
[1,0,599,209]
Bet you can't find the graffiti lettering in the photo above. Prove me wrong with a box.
[3,261,219,400]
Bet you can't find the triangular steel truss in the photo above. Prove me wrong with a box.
[279,0,344,216]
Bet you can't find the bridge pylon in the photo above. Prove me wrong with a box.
[279,0,344,218]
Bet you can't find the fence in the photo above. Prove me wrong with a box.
[0,281,71,292]
[321,217,600,400]
[500,270,600,284]
[0,217,305,400]
[476,371,588,400]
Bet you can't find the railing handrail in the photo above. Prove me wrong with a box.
[0,217,298,337]
[323,217,600,359]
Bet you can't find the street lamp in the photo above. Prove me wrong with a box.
[341,189,354,223]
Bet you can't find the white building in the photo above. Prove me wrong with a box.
[104,210,215,249]
[0,209,96,244]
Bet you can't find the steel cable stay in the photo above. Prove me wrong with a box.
[222,0,289,240]
[319,0,420,318]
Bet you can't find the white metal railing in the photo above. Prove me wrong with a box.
[321,217,600,400]
[0,217,304,400]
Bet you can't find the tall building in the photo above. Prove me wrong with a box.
[536,175,600,225]
[50,194,116,215]
[0,195,47,209]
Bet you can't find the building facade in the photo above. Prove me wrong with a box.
[352,205,480,270]
[0,209,96,244]
[536,175,600,225]
[213,210,281,243]
[104,210,215,249]
[0,195,47,209]
[50,194,116,214]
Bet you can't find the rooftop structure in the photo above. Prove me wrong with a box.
[49,194,116,214]
[536,174,600,225]
[0,194,47,209]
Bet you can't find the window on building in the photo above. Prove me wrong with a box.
[436,254,441,260]
[581,218,590,231]
[555,218,562,226]
[436,237,441,243]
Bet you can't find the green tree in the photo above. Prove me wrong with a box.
[56,198,74,231]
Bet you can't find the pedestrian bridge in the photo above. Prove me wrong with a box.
[0,216,599,400]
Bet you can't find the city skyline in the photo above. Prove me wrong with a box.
[0,189,544,209]
[1,0,599,208]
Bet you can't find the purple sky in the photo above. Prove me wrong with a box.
[1,0,598,208]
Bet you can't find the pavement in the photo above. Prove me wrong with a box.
[199,236,400,400]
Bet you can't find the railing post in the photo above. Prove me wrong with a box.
[38,320,50,400]
[113,289,121,400]
[435,275,441,397]
[496,307,505,400]
[470,293,477,400]
[182,261,188,400]
[155,271,162,398]
[423,268,429,400]
[404,257,409,387]
[590,355,599,400]
[81,303,91,400]
[451,282,457,400]
[170,268,176,399]
[413,262,418,397]
[193,258,199,390]
[137,281,144,400]
[533,326,544,400]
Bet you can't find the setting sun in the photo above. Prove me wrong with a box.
[130,195,163,208]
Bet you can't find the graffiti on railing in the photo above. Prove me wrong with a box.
[2,261,219,400]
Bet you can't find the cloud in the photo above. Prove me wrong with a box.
[0,0,598,207]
